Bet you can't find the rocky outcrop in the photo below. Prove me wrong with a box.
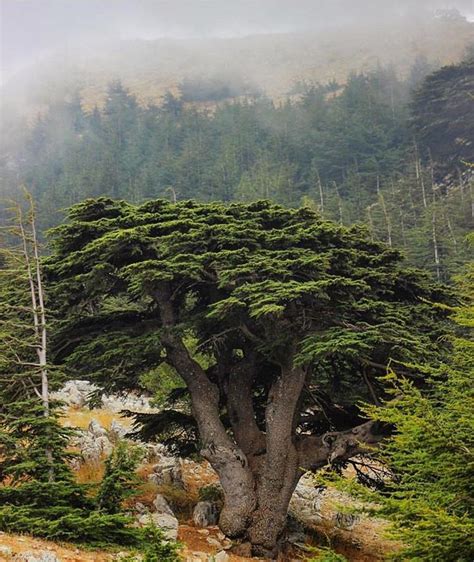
[53,380,154,413]
[137,512,179,540]
[148,456,184,488]
[109,420,129,441]
[70,421,114,464]
[193,502,220,528]
[289,474,394,560]
[152,494,175,516]
[134,492,179,540]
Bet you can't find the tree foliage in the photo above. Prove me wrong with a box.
[411,56,474,173]
[98,442,143,514]
[366,266,474,561]
[45,197,452,555]
[326,256,474,561]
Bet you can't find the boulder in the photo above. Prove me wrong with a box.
[334,511,360,530]
[286,515,307,546]
[206,537,223,548]
[109,420,129,440]
[193,501,220,527]
[68,419,114,463]
[53,379,155,413]
[0,545,13,558]
[137,512,179,540]
[214,552,230,562]
[77,432,113,462]
[144,443,166,463]
[148,457,184,488]
[88,419,108,438]
[52,380,91,408]
[135,501,148,514]
[289,480,324,526]
[102,391,153,413]
[152,493,174,516]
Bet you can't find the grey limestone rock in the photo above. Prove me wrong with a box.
[193,501,220,527]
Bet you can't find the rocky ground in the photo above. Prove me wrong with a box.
[0,528,258,562]
[0,381,397,562]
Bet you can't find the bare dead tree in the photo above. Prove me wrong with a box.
[11,194,54,481]
[377,176,392,247]
[366,202,378,242]
[333,181,343,225]
[431,209,441,282]
[316,168,324,213]
[414,141,428,209]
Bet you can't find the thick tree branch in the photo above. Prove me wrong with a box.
[227,351,265,459]
[297,420,387,471]
[153,282,257,536]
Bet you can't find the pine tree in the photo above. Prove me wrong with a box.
[0,195,69,483]
[97,442,143,514]
[330,245,474,561]
[0,196,141,547]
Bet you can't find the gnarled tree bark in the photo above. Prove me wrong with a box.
[154,283,385,557]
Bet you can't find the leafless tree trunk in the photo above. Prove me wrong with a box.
[399,208,407,248]
[431,208,441,282]
[377,176,392,247]
[16,195,54,481]
[333,182,343,225]
[316,168,324,213]
[457,166,464,202]
[366,203,377,242]
[445,210,458,254]
[165,186,178,203]
[414,142,428,209]
[469,179,474,221]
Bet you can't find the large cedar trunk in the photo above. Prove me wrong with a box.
[209,419,383,557]
[195,360,323,557]
[247,452,301,557]
[156,290,383,558]
[202,438,302,557]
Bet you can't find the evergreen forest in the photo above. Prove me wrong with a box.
[2,54,473,281]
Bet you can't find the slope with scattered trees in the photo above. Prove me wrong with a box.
[2,54,473,282]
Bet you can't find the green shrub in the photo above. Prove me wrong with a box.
[198,484,223,504]
[141,523,181,562]
[98,441,143,514]
[0,500,140,547]
[307,547,348,562]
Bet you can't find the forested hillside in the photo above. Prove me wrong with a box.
[2,54,473,281]
[3,12,473,113]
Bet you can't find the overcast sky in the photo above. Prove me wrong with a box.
[1,0,473,79]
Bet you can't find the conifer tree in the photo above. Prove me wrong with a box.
[0,196,68,483]
[340,249,474,561]
[46,197,452,556]
[0,196,141,547]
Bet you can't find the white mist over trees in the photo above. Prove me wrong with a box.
[2,0,473,80]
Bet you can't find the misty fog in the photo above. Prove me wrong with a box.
[2,0,474,82]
